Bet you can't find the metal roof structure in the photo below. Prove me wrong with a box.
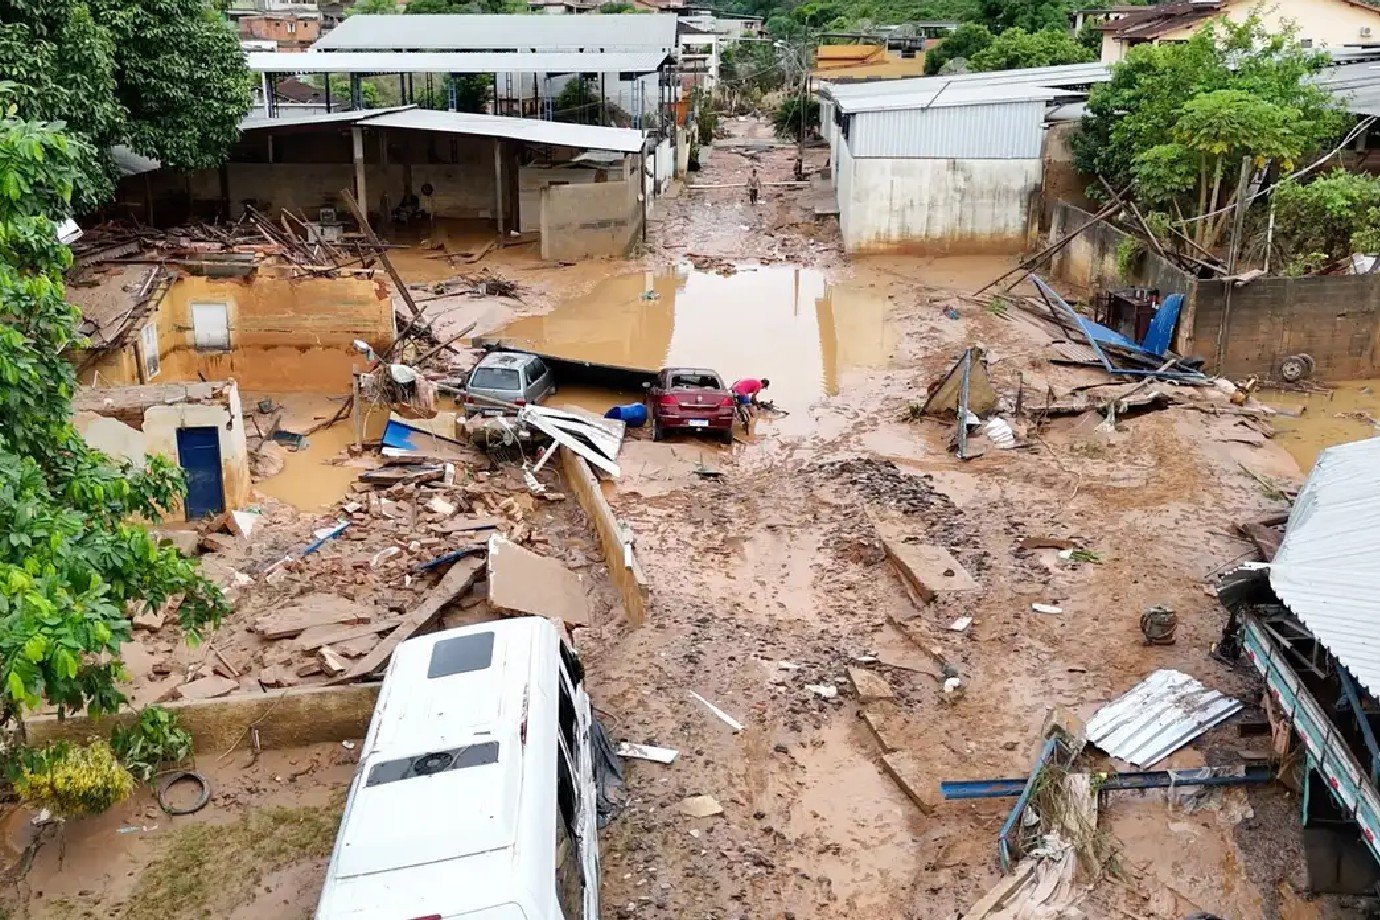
[1085,669,1243,768]
[834,82,1077,114]
[313,13,677,52]
[1270,437,1380,698]
[820,62,1113,102]
[362,108,644,152]
[240,105,645,153]
[1312,62,1380,116]
[248,50,669,75]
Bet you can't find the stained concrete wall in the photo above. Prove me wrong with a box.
[73,381,252,520]
[560,447,649,625]
[539,172,641,261]
[836,141,1042,253]
[1043,198,1196,300]
[1190,275,1380,379]
[517,164,622,234]
[25,684,380,753]
[82,270,395,393]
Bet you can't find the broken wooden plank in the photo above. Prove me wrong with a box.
[487,535,591,627]
[252,594,376,640]
[328,556,485,684]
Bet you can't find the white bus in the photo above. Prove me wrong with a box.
[315,617,605,920]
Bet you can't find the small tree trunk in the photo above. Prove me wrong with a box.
[1201,156,1226,249]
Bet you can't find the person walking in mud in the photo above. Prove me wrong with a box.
[746,168,761,205]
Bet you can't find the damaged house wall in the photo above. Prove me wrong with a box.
[81,269,395,393]
[72,381,252,521]
[539,169,642,261]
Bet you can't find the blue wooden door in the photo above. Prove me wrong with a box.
[176,426,225,519]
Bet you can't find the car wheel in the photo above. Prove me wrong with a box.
[721,428,734,446]
[652,421,665,442]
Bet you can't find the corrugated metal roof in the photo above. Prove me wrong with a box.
[313,13,677,52]
[847,99,1047,158]
[821,62,1111,102]
[1271,437,1380,698]
[248,50,669,74]
[1085,669,1242,767]
[239,105,412,131]
[835,83,1074,114]
[361,109,644,152]
[110,145,161,177]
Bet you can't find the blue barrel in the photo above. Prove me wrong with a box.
[603,403,648,427]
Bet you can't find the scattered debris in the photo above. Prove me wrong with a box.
[689,691,744,733]
[618,743,679,764]
[1031,603,1063,615]
[847,668,895,702]
[874,519,977,604]
[487,534,591,627]
[805,683,839,699]
[678,795,724,818]
[1140,604,1178,645]
[948,616,973,632]
[881,750,939,816]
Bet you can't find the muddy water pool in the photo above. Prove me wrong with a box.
[496,263,898,436]
[1267,380,1380,471]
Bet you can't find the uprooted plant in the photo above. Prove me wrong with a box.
[110,706,193,784]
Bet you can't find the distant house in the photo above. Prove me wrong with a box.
[238,11,322,51]
[1096,0,1380,62]
[811,43,928,83]
[678,20,720,91]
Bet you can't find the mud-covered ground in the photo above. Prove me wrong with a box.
[4,118,1348,920]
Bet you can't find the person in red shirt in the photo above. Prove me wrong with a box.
[731,377,769,408]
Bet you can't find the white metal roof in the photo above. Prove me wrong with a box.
[248,50,668,74]
[240,105,644,152]
[1085,669,1243,767]
[822,62,1112,102]
[835,83,1077,114]
[314,13,677,51]
[1271,437,1380,697]
[364,108,645,152]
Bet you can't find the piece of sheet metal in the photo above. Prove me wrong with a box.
[518,405,622,477]
[1086,669,1242,768]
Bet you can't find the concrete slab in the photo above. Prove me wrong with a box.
[848,668,895,703]
[175,675,239,701]
[487,535,591,627]
[253,594,376,640]
[874,520,977,604]
[880,750,939,816]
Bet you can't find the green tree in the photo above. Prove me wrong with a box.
[968,26,1095,71]
[0,111,227,723]
[1271,171,1380,272]
[348,0,399,13]
[974,0,1071,33]
[772,93,819,140]
[0,0,251,214]
[1074,17,1344,248]
[924,22,993,74]
[599,2,638,10]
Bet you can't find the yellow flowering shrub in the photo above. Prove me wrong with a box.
[15,740,135,817]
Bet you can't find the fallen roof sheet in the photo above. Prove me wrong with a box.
[1086,669,1242,768]
[1270,437,1380,698]
[249,50,670,75]
[241,106,645,153]
[313,13,676,52]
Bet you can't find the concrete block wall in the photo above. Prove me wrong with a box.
[837,145,1042,253]
[539,173,641,261]
[1191,275,1380,379]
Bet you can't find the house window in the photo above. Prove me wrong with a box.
[191,302,230,350]
[1300,38,1313,48]
[140,322,160,379]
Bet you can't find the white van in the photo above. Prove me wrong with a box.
[315,618,604,920]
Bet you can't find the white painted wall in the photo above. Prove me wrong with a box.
[836,142,1041,252]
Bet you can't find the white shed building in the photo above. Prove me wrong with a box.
[819,63,1108,253]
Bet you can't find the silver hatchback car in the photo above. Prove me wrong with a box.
[463,351,557,415]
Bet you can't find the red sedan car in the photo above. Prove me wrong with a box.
[646,367,736,444]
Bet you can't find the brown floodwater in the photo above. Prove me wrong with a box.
[1268,380,1380,472]
[251,393,389,511]
[496,264,898,434]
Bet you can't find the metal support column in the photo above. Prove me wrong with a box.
[352,126,367,223]
[494,139,506,237]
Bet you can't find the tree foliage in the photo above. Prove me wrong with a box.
[968,26,1095,71]
[0,0,250,213]
[772,93,820,140]
[1074,17,1345,248]
[348,0,399,12]
[975,0,1071,33]
[1272,171,1380,273]
[0,111,227,723]
[924,22,993,74]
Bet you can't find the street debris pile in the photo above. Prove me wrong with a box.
[137,445,603,703]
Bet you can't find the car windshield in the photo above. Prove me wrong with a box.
[470,367,522,390]
[668,373,722,389]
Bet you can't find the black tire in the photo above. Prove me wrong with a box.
[652,421,665,442]
[156,770,211,816]
[721,428,734,445]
